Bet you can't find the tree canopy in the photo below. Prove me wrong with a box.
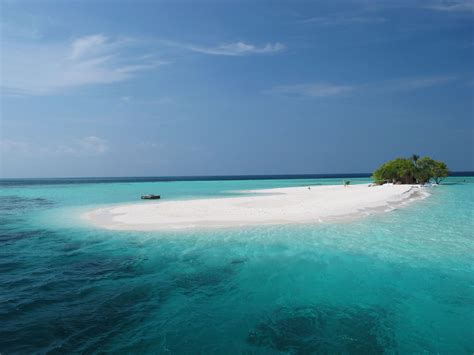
[372,155,449,185]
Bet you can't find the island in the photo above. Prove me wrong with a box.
[372,155,449,185]
[83,155,447,231]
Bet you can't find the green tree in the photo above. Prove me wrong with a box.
[415,157,449,184]
[414,157,435,184]
[372,158,416,184]
[373,156,449,185]
[432,161,449,184]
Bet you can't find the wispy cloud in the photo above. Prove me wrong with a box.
[170,41,285,56]
[265,75,459,99]
[0,136,110,157]
[120,96,174,105]
[425,0,474,12]
[264,83,355,98]
[2,34,165,95]
[74,136,109,155]
[299,15,387,26]
[0,139,31,154]
[386,75,458,90]
[349,0,474,13]
[70,34,108,59]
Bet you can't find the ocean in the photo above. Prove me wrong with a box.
[1,175,473,353]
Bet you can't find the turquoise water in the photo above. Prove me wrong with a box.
[1,176,473,353]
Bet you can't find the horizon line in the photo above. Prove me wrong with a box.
[1,171,473,181]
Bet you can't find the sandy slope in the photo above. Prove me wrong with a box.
[84,184,429,231]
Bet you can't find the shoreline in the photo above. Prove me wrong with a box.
[83,184,430,231]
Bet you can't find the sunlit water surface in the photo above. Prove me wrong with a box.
[1,176,473,353]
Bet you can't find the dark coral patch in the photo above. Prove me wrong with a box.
[247,305,394,354]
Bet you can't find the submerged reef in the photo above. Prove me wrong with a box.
[247,304,394,354]
[0,195,55,212]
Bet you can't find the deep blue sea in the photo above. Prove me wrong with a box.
[1,175,473,354]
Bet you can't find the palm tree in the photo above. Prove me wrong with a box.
[411,154,420,165]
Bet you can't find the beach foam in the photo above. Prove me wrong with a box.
[84,184,429,231]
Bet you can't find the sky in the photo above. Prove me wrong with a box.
[0,0,473,178]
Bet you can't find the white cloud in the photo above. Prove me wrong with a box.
[174,41,285,56]
[300,16,387,26]
[265,75,459,99]
[0,136,110,157]
[0,139,30,154]
[1,34,164,95]
[425,0,474,12]
[120,96,174,105]
[70,34,108,59]
[56,136,110,156]
[265,83,355,98]
[374,0,474,13]
[77,136,109,154]
[386,75,458,91]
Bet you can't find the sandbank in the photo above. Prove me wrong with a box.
[84,184,429,231]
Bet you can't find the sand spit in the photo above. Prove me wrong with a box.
[84,184,430,231]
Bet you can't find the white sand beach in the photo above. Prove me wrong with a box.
[84,184,429,231]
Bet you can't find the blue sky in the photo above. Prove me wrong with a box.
[1,0,473,178]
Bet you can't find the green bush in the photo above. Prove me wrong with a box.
[372,155,449,184]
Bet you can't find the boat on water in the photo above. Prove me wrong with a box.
[141,194,161,200]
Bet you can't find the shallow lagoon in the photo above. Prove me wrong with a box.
[1,176,473,353]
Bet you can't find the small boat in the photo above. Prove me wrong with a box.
[141,194,161,200]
